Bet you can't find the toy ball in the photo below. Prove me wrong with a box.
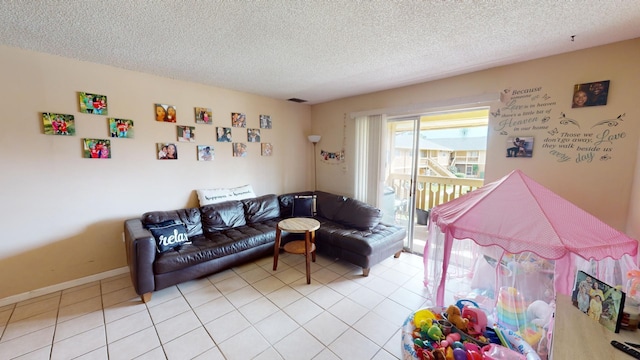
[452,348,467,360]
[440,340,449,348]
[451,341,464,349]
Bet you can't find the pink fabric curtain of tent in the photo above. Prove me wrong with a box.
[424,169,638,306]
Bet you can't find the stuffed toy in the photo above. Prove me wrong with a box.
[446,305,469,331]
[526,300,553,328]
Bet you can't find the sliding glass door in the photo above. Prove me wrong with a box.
[384,109,489,254]
[383,117,421,252]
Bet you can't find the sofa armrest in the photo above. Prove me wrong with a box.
[124,219,157,296]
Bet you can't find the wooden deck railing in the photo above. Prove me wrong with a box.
[387,173,484,211]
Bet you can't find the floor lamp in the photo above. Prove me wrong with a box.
[308,135,321,190]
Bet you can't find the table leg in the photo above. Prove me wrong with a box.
[305,230,311,284]
[273,227,281,271]
[311,230,316,262]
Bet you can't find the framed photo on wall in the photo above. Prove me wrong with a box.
[157,143,178,159]
[197,145,214,161]
[43,113,75,136]
[79,92,108,115]
[571,80,610,108]
[82,138,111,159]
[261,143,273,156]
[260,114,272,129]
[195,107,212,124]
[247,129,260,142]
[216,127,232,142]
[231,112,246,128]
[109,118,134,138]
[232,143,247,157]
[155,104,177,122]
[506,136,533,158]
[177,126,195,142]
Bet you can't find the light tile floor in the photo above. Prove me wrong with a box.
[0,251,434,360]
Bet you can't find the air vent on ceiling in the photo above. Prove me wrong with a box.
[287,98,308,103]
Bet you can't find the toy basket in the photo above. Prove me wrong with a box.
[401,307,446,360]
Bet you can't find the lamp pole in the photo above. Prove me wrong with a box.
[308,135,321,190]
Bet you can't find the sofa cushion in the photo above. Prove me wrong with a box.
[141,208,203,237]
[277,191,313,217]
[153,219,280,274]
[242,194,280,223]
[196,184,256,206]
[333,198,382,230]
[201,200,246,232]
[148,222,190,253]
[292,195,316,217]
[315,191,346,221]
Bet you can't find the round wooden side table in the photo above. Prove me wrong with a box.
[272,217,320,284]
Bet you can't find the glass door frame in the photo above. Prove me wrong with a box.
[385,116,421,252]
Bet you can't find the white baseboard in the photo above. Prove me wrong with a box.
[0,267,129,308]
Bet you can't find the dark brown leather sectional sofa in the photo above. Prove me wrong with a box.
[124,191,406,302]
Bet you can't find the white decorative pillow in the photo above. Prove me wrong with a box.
[197,184,256,206]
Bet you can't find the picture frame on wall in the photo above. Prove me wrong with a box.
[155,104,177,122]
[216,127,232,142]
[232,143,247,157]
[506,136,534,158]
[177,125,196,142]
[571,80,610,108]
[157,143,178,159]
[43,112,75,136]
[78,92,108,115]
[259,114,272,129]
[571,270,625,333]
[197,145,214,161]
[82,138,111,159]
[261,143,273,156]
[109,118,134,138]
[195,107,212,124]
[247,129,260,142]
[231,112,246,128]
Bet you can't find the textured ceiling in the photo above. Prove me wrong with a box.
[1,1,639,104]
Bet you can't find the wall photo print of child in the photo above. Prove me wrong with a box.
[506,136,534,158]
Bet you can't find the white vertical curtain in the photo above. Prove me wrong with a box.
[354,114,387,207]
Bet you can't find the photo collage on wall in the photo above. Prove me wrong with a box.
[42,91,275,160]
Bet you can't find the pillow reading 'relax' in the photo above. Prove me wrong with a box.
[148,221,191,253]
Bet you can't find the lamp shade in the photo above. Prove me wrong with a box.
[308,135,321,143]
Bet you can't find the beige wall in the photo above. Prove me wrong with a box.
[0,46,312,299]
[311,39,640,238]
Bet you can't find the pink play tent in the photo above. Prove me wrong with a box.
[423,169,638,358]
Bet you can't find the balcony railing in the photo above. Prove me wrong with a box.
[387,173,484,211]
